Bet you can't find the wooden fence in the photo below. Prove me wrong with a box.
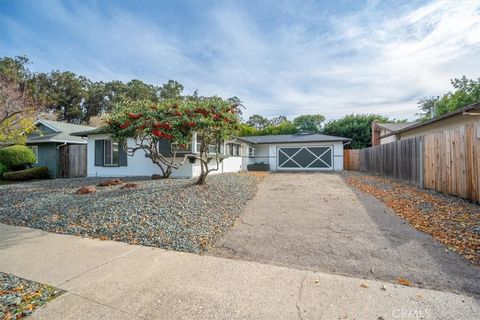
[59,145,87,178]
[343,148,360,171]
[344,123,480,202]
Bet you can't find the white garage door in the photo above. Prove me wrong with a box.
[277,146,333,170]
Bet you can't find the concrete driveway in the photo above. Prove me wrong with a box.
[211,172,480,297]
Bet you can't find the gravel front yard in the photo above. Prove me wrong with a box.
[344,172,480,266]
[0,272,62,320]
[0,173,262,253]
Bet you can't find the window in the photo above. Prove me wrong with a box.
[195,142,217,154]
[30,146,38,164]
[226,143,241,156]
[104,140,119,166]
[171,142,191,153]
[248,147,255,157]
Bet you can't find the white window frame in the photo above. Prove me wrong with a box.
[30,145,38,164]
[171,142,191,153]
[226,143,241,157]
[248,147,255,157]
[104,140,119,166]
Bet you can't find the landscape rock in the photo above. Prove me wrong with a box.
[75,186,96,195]
[121,182,138,189]
[97,179,123,187]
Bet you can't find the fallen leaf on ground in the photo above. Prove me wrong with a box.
[346,174,480,266]
[397,277,412,286]
[360,283,369,288]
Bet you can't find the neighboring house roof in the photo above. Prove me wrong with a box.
[238,133,351,144]
[377,122,417,132]
[71,127,111,136]
[381,101,480,138]
[26,119,97,144]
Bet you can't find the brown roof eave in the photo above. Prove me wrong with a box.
[381,101,480,139]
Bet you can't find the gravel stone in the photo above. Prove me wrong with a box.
[0,173,259,253]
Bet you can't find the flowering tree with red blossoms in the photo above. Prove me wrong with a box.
[105,97,241,184]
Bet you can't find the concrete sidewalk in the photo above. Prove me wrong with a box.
[1,223,478,320]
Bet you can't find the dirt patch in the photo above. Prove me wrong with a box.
[345,172,480,266]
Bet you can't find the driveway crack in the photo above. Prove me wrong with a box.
[296,272,308,320]
[56,246,142,288]
[67,291,147,320]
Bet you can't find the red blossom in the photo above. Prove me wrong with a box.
[188,121,196,127]
[119,120,131,129]
[152,129,163,137]
[128,113,142,119]
[195,108,209,116]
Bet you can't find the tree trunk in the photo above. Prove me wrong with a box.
[195,158,208,185]
[164,165,172,178]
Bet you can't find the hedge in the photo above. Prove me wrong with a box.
[2,166,50,181]
[0,163,7,178]
[0,145,36,169]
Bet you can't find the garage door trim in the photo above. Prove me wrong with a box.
[276,145,334,171]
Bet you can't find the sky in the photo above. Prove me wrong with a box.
[1,0,479,121]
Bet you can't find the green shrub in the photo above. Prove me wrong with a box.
[0,145,36,169]
[0,163,7,178]
[2,166,50,181]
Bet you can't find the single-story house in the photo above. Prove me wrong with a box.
[371,121,417,146]
[375,102,480,145]
[26,119,97,177]
[71,129,351,178]
[237,133,349,171]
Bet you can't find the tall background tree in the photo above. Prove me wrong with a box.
[241,113,325,136]
[293,114,325,132]
[1,54,196,126]
[159,80,184,100]
[0,56,44,147]
[322,114,391,149]
[417,76,480,120]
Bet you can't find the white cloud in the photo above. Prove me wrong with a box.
[2,0,479,121]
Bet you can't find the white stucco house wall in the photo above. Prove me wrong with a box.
[72,129,350,178]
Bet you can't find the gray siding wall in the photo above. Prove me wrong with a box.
[28,123,57,139]
[32,143,58,177]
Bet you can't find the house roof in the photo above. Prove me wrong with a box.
[71,127,111,136]
[26,119,97,144]
[381,101,480,138]
[377,122,417,132]
[237,133,351,144]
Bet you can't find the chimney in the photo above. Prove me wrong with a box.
[371,121,381,146]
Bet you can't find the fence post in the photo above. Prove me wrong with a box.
[419,136,424,188]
